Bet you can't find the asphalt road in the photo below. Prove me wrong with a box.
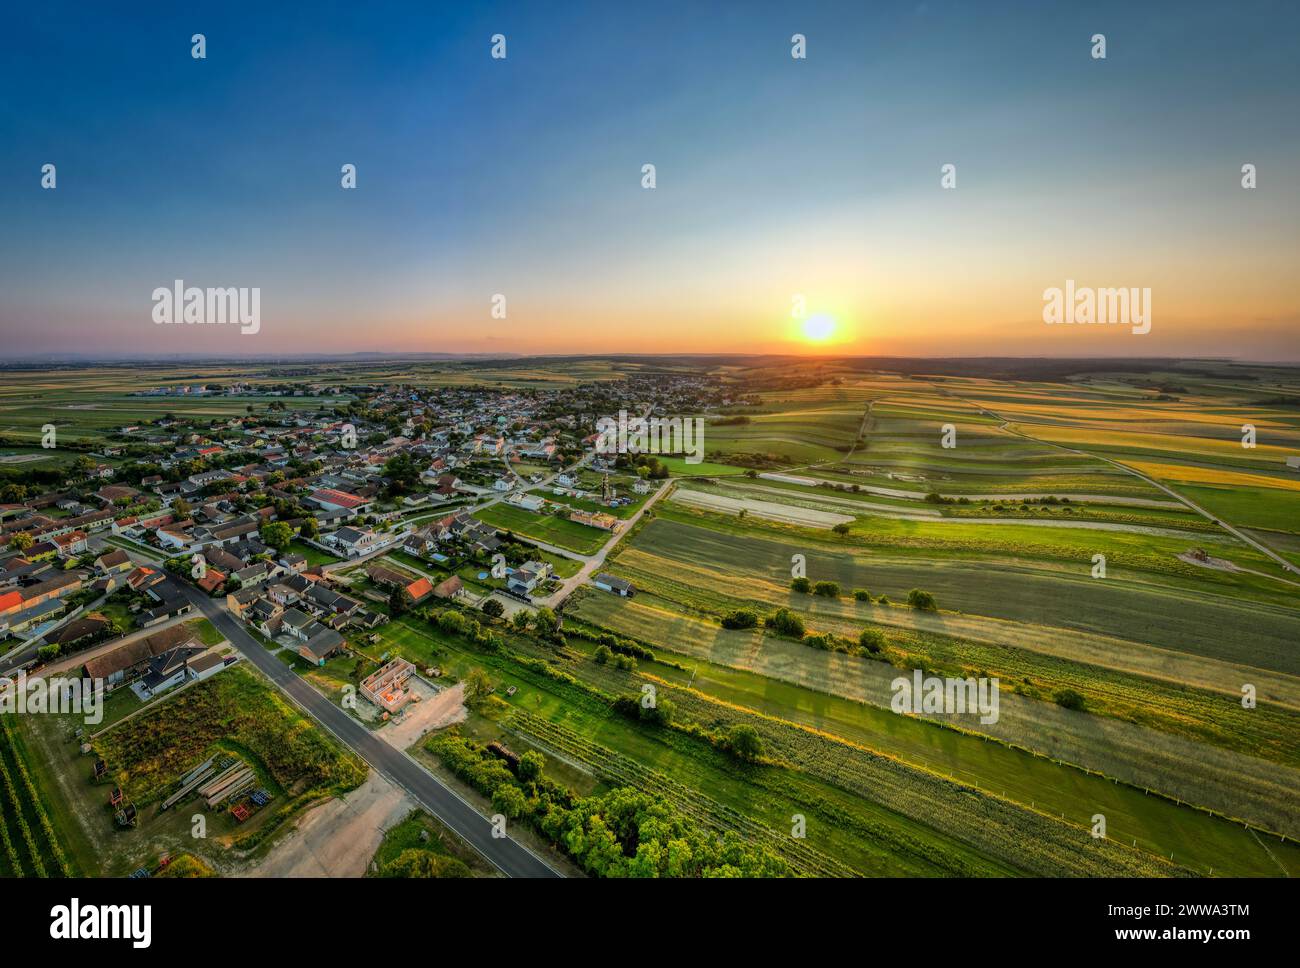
[177,584,562,878]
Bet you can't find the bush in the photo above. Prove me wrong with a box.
[853,588,871,601]
[791,577,811,594]
[907,588,937,611]
[1053,688,1087,711]
[802,632,838,651]
[725,724,764,762]
[721,609,758,630]
[763,607,805,638]
[813,581,840,598]
[481,598,504,618]
[593,645,612,664]
[857,627,887,653]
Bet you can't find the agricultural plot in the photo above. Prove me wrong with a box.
[474,503,609,554]
[569,593,1300,861]
[0,715,74,877]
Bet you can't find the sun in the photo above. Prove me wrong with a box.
[802,314,836,342]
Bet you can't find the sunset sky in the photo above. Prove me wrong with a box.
[1,1,1297,360]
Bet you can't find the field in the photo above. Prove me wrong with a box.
[14,662,366,877]
[5,356,1300,879]
[474,503,610,554]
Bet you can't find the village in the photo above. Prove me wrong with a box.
[0,375,714,693]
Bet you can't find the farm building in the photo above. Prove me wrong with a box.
[594,573,635,597]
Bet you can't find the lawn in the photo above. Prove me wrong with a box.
[474,503,609,554]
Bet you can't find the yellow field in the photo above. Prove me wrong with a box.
[1126,461,1300,491]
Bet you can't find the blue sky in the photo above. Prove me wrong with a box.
[1,0,1297,358]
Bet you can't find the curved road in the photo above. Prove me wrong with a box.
[176,583,562,878]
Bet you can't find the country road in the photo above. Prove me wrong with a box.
[175,583,563,878]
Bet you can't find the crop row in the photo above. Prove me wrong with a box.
[0,717,71,875]
[507,709,856,878]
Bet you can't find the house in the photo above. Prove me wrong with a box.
[134,643,208,699]
[186,651,227,684]
[51,530,89,558]
[432,575,465,600]
[328,526,378,557]
[492,477,513,492]
[94,549,133,575]
[41,613,112,652]
[298,626,345,665]
[570,509,619,531]
[507,560,552,597]
[506,492,545,512]
[1,572,84,616]
[304,583,362,617]
[279,552,308,573]
[83,625,201,690]
[366,565,433,604]
[278,608,316,640]
[359,657,416,713]
[594,573,635,597]
[633,479,653,495]
[94,485,141,507]
[309,488,371,514]
[196,568,227,595]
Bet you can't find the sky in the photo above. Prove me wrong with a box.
[1,0,1297,361]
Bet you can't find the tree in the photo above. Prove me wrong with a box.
[10,531,33,552]
[260,520,294,553]
[491,783,528,820]
[853,588,871,601]
[517,750,545,783]
[907,588,937,611]
[831,522,851,536]
[299,516,320,540]
[533,606,558,635]
[790,576,811,594]
[464,668,493,704]
[171,498,192,519]
[481,598,504,619]
[594,645,612,664]
[511,610,530,632]
[726,724,764,762]
[389,586,413,616]
[812,580,840,598]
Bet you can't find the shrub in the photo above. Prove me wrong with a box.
[907,588,937,610]
[853,588,871,601]
[763,607,805,638]
[724,724,764,762]
[593,645,612,664]
[858,627,887,653]
[1053,688,1087,711]
[813,580,840,598]
[721,609,758,630]
[791,577,811,594]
